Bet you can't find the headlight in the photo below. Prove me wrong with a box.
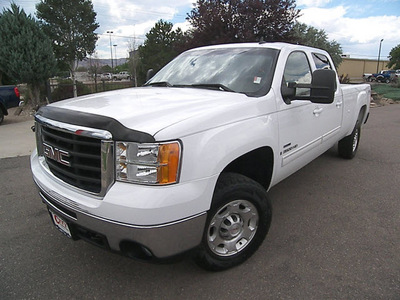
[116,141,181,185]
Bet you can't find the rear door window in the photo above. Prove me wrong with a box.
[312,53,332,70]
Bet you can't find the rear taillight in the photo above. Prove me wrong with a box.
[14,87,20,98]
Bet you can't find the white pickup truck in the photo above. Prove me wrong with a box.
[113,71,130,81]
[31,42,370,271]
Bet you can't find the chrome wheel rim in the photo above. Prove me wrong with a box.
[352,128,359,152]
[207,200,259,257]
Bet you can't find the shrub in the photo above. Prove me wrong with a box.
[339,74,350,84]
[51,79,91,102]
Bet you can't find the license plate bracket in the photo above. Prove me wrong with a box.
[49,210,72,238]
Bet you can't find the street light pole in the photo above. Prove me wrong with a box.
[377,39,384,73]
[113,44,118,68]
[106,31,114,71]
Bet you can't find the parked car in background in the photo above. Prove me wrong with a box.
[0,85,21,124]
[371,70,396,83]
[113,72,131,81]
[100,73,112,81]
[363,73,373,82]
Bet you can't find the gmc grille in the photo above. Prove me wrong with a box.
[35,116,114,197]
[41,126,102,193]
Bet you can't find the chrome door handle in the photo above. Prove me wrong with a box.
[313,107,323,116]
[336,101,343,108]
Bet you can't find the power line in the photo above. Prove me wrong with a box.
[96,33,145,40]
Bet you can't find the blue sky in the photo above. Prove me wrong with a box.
[2,0,400,61]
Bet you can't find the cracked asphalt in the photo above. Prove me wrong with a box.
[1,104,399,299]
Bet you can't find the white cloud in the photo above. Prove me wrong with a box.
[296,0,332,7]
[93,0,180,27]
[298,6,347,32]
[298,6,400,58]
[173,21,192,32]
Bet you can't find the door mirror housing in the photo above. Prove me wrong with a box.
[146,69,154,82]
[282,69,337,104]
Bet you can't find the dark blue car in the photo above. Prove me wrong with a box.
[0,85,21,124]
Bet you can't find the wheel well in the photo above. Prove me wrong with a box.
[0,102,8,116]
[222,147,274,189]
[358,105,367,124]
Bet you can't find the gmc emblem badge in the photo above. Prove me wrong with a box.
[43,142,71,167]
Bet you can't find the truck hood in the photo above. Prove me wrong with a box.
[50,87,266,139]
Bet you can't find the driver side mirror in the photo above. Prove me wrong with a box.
[282,69,337,104]
[146,69,154,82]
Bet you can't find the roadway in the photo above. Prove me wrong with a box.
[1,104,399,299]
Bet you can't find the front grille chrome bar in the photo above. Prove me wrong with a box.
[35,114,112,140]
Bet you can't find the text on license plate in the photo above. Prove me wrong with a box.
[49,210,72,238]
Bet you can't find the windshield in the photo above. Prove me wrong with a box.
[146,47,279,97]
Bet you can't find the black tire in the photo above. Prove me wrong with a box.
[0,109,4,125]
[195,173,272,271]
[338,122,361,159]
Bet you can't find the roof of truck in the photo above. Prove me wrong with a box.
[189,42,328,55]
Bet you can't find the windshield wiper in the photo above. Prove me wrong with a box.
[190,83,234,92]
[145,81,173,87]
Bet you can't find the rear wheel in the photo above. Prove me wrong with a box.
[338,122,361,159]
[0,109,4,125]
[195,173,272,271]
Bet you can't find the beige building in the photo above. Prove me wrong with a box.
[337,57,389,81]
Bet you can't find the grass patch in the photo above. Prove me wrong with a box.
[371,83,400,101]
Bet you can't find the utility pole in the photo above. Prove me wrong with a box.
[113,44,118,68]
[377,39,384,73]
[107,31,114,71]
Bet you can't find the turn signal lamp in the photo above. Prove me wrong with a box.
[116,141,181,185]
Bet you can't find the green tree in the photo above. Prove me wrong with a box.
[115,62,129,73]
[87,53,101,84]
[388,44,400,70]
[291,22,343,68]
[127,37,140,87]
[36,0,99,97]
[100,65,113,73]
[76,66,88,72]
[186,0,300,47]
[0,4,56,106]
[137,20,186,85]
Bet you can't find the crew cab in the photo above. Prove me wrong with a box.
[31,43,370,271]
[0,85,21,124]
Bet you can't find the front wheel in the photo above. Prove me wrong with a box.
[195,173,272,271]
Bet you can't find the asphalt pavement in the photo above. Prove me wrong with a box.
[1,104,399,299]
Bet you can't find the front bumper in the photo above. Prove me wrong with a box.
[38,185,206,259]
[31,150,212,259]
